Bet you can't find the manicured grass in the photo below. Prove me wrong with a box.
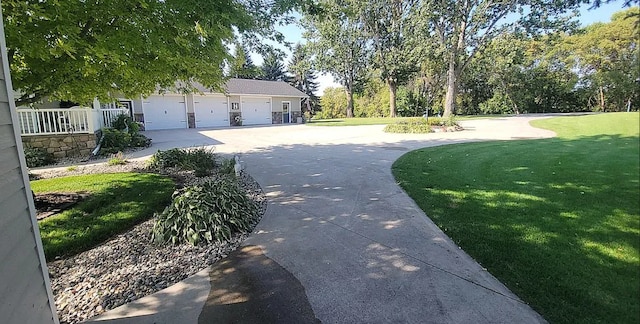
[307,117,413,126]
[393,112,640,324]
[307,114,501,126]
[32,173,174,260]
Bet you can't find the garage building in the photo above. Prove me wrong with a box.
[113,79,308,131]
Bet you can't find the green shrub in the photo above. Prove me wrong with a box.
[384,118,432,133]
[111,114,130,131]
[130,133,152,148]
[152,177,258,245]
[111,114,140,134]
[219,157,236,176]
[188,148,217,177]
[24,146,55,167]
[147,147,217,176]
[424,116,458,127]
[99,124,151,155]
[147,148,188,169]
[100,128,132,154]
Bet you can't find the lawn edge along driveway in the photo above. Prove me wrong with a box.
[392,112,640,324]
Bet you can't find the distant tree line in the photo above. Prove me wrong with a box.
[303,2,638,119]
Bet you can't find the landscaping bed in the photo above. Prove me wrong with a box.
[384,117,463,133]
[34,192,89,220]
[32,156,266,324]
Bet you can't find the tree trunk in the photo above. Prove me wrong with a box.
[443,54,457,117]
[444,12,467,118]
[388,78,397,117]
[599,86,605,111]
[345,88,354,118]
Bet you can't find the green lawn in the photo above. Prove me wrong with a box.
[307,117,414,126]
[392,112,640,324]
[32,173,174,260]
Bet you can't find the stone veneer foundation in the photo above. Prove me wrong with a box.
[291,111,303,123]
[272,112,283,124]
[22,133,96,158]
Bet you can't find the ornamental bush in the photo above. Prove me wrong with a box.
[24,146,55,167]
[146,147,217,177]
[384,118,432,133]
[151,177,258,245]
[99,114,150,155]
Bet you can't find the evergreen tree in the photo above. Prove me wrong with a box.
[261,50,290,82]
[228,43,260,79]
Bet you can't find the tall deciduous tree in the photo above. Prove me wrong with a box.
[288,44,320,113]
[563,7,639,111]
[3,0,297,106]
[425,0,583,117]
[317,86,347,118]
[358,0,420,117]
[303,0,369,117]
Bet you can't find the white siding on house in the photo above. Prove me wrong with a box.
[0,11,58,324]
[292,98,302,112]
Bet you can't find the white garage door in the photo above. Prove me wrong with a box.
[242,97,271,125]
[194,95,229,128]
[143,95,187,130]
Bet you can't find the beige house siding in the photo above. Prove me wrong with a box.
[0,11,58,324]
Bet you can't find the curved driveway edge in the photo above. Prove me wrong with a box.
[90,116,555,323]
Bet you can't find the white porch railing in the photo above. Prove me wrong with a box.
[17,107,128,136]
[100,108,129,128]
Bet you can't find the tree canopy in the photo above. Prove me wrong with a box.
[303,0,369,117]
[3,0,298,106]
[312,5,638,117]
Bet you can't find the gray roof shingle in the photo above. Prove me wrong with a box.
[224,78,308,97]
[168,79,308,98]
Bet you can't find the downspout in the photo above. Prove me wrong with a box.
[92,131,105,156]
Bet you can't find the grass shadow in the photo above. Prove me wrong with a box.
[393,134,640,324]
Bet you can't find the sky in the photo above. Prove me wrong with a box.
[252,1,633,95]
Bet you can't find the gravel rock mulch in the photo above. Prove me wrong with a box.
[35,161,266,324]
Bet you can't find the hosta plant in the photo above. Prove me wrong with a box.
[152,177,258,246]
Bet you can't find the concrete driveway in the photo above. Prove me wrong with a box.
[92,117,555,323]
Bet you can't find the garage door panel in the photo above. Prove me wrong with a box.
[194,96,229,128]
[144,95,187,130]
[242,97,271,125]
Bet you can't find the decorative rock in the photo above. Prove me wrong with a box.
[39,163,266,324]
